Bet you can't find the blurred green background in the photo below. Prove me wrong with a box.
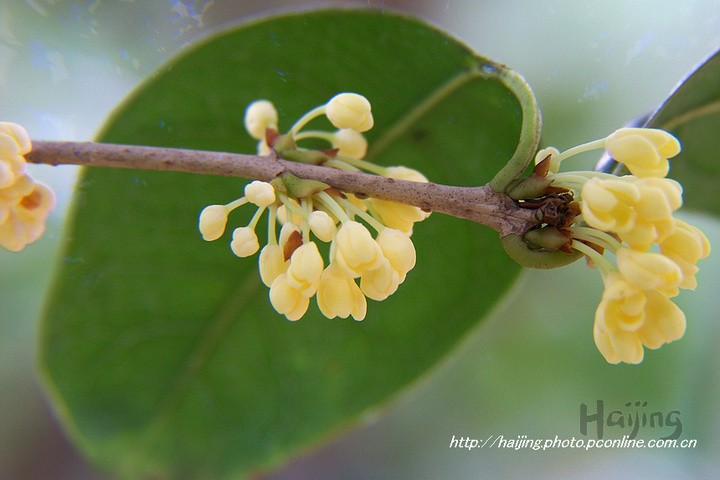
[1,1,719,478]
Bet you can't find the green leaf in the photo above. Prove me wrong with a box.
[38,9,536,479]
[646,48,720,216]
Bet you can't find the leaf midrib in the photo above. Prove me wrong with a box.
[127,273,262,470]
[659,98,720,131]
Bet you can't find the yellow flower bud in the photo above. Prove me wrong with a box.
[244,100,278,140]
[616,247,682,297]
[256,139,272,156]
[230,227,259,258]
[316,264,367,320]
[360,258,400,301]
[581,177,682,250]
[346,194,368,212]
[376,228,416,282]
[637,290,686,349]
[595,272,646,334]
[633,177,683,221]
[277,198,303,225]
[593,322,643,365]
[278,222,301,250]
[0,122,31,155]
[604,128,680,178]
[0,132,28,189]
[622,178,682,250]
[198,204,228,241]
[534,147,561,174]
[660,219,711,290]
[325,93,373,132]
[244,180,276,208]
[0,177,55,252]
[333,221,384,277]
[581,177,640,233]
[269,273,309,321]
[593,271,686,364]
[308,210,336,243]
[332,129,367,159]
[286,241,324,297]
[370,198,425,234]
[0,174,32,224]
[258,244,288,287]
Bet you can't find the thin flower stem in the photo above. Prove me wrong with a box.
[225,197,249,211]
[322,159,360,171]
[276,192,306,219]
[550,171,620,186]
[267,206,278,245]
[570,226,622,252]
[293,130,334,143]
[335,155,388,175]
[334,196,386,232]
[300,198,312,242]
[248,206,266,230]
[314,191,351,224]
[288,105,326,136]
[26,140,541,237]
[552,139,606,165]
[572,240,615,277]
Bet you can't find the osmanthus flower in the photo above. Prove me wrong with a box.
[0,122,56,252]
[197,93,428,321]
[316,264,366,320]
[604,128,680,178]
[518,127,710,364]
[581,176,682,250]
[324,93,373,132]
[660,219,711,290]
[593,272,686,364]
[244,100,279,155]
[332,220,385,277]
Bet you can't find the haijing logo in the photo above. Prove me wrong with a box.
[580,400,682,440]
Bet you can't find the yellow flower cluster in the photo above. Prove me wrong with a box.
[0,122,56,252]
[199,93,428,321]
[543,128,710,364]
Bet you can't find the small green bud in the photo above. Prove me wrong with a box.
[279,173,329,198]
[506,176,553,200]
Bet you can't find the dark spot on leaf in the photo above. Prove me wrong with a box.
[411,128,428,142]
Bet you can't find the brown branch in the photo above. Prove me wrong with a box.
[25,141,540,236]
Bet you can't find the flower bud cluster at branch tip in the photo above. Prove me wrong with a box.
[198,93,426,321]
[0,122,56,252]
[511,127,710,364]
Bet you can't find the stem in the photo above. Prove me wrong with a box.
[335,155,388,175]
[248,206,266,230]
[293,130,334,143]
[571,240,615,277]
[335,196,386,233]
[570,226,622,252]
[288,105,326,135]
[488,67,542,193]
[276,192,306,219]
[225,197,249,211]
[26,140,540,237]
[267,206,278,245]
[322,159,360,171]
[552,138,606,165]
[314,191,351,224]
[300,198,311,242]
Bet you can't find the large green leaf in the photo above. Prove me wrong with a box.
[646,48,720,215]
[37,9,535,479]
